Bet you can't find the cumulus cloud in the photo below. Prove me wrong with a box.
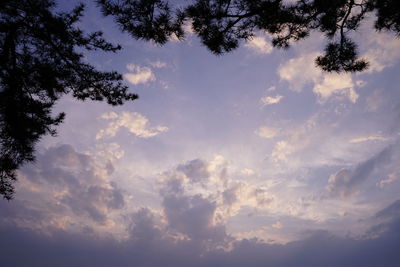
[124,64,156,85]
[327,145,394,198]
[261,95,284,106]
[176,159,210,184]
[2,145,400,266]
[278,52,360,103]
[245,34,273,54]
[313,73,359,103]
[11,144,126,231]
[160,157,274,224]
[159,159,231,249]
[255,126,280,139]
[278,53,319,92]
[96,111,168,139]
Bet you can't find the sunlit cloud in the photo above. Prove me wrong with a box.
[124,64,156,85]
[245,34,273,54]
[313,73,358,103]
[377,172,399,188]
[96,112,168,139]
[255,126,280,139]
[13,144,126,233]
[362,31,400,73]
[272,221,283,229]
[278,52,360,103]
[350,134,389,143]
[241,168,256,176]
[261,95,284,106]
[271,140,294,163]
[149,60,168,69]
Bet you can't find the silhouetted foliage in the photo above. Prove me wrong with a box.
[0,0,137,200]
[98,0,400,72]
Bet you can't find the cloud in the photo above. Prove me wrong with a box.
[271,140,295,163]
[255,126,280,139]
[159,160,231,249]
[376,199,400,220]
[162,193,229,246]
[272,221,283,229]
[350,134,389,143]
[2,145,400,266]
[313,73,358,103]
[377,172,399,188]
[1,199,400,267]
[149,60,168,69]
[241,168,255,176]
[366,90,384,112]
[96,111,168,139]
[176,159,210,184]
[261,95,284,106]
[10,144,126,231]
[278,53,320,92]
[245,35,273,54]
[327,145,394,198]
[362,31,400,73]
[124,64,155,85]
[278,52,360,103]
[159,157,274,223]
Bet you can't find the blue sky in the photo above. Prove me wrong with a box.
[1,1,400,266]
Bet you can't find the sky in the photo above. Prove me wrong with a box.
[1,1,400,266]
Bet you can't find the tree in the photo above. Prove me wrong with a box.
[0,0,137,200]
[1,0,400,200]
[98,0,400,72]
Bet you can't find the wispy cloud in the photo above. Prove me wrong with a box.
[377,172,399,188]
[255,126,280,139]
[350,134,388,143]
[272,221,283,229]
[362,30,400,73]
[149,60,168,69]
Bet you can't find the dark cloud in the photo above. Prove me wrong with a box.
[327,144,394,198]
[376,199,400,219]
[1,200,400,267]
[162,193,228,244]
[7,144,125,226]
[160,166,230,250]
[177,159,210,183]
[2,149,400,266]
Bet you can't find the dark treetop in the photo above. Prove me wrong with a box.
[0,0,137,199]
[1,0,399,199]
[98,0,400,72]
